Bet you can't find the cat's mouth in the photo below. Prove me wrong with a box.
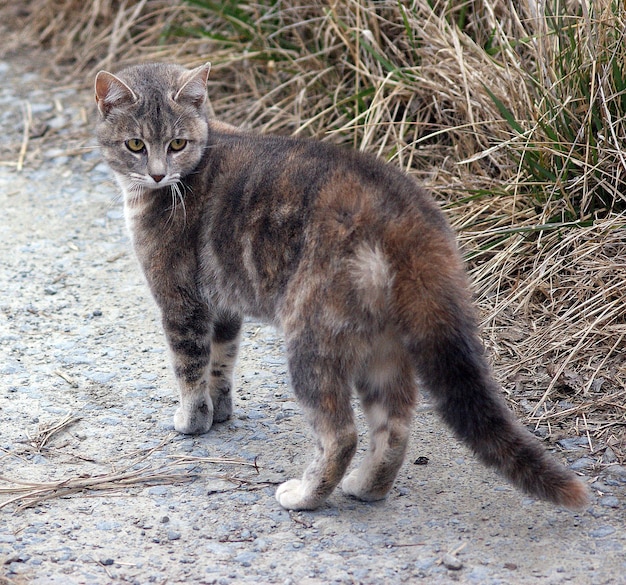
[121,172,182,192]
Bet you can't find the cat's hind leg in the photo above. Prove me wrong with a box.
[276,338,358,510]
[341,337,416,501]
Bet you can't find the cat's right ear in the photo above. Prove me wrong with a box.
[174,63,211,108]
[95,71,137,118]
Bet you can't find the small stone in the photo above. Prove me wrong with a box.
[100,558,115,566]
[44,285,58,295]
[570,457,594,471]
[557,437,588,450]
[606,465,626,480]
[602,447,618,464]
[160,516,170,524]
[235,552,257,567]
[590,525,616,538]
[96,521,119,531]
[246,409,265,420]
[87,372,117,385]
[167,531,181,541]
[414,557,436,571]
[599,496,619,509]
[147,486,168,496]
[442,553,463,571]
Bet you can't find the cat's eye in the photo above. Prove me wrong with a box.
[126,139,146,153]
[169,139,188,152]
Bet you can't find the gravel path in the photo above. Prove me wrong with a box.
[1,54,625,585]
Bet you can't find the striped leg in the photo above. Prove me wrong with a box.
[342,341,416,501]
[208,313,242,423]
[276,334,358,510]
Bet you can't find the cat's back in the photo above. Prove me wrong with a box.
[199,126,447,235]
[196,126,456,316]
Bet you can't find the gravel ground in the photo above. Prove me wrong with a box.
[1,54,625,585]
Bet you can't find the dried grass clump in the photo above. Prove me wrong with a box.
[3,0,625,459]
[0,430,260,512]
[1,0,189,74]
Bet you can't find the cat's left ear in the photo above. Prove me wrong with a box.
[174,63,211,108]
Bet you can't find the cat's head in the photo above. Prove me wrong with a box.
[95,63,211,195]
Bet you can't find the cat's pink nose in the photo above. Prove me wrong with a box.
[151,174,165,183]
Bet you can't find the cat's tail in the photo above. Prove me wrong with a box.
[395,250,589,510]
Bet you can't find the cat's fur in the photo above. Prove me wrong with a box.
[95,62,589,511]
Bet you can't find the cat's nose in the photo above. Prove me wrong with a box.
[151,174,165,183]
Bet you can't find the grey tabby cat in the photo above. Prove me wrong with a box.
[95,62,588,511]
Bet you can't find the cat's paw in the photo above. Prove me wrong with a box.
[275,479,318,510]
[174,399,213,435]
[341,469,387,502]
[210,390,232,423]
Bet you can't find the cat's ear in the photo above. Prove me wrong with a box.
[174,63,211,108]
[95,71,137,118]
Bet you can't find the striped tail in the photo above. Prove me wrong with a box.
[408,313,589,510]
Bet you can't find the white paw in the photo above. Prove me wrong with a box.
[174,402,213,435]
[340,469,362,498]
[341,469,387,501]
[276,479,312,510]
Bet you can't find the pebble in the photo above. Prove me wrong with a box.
[86,371,117,384]
[600,496,620,508]
[442,553,463,571]
[557,437,589,450]
[235,552,257,567]
[0,535,17,544]
[606,465,626,480]
[414,557,436,571]
[602,446,618,464]
[590,526,616,538]
[96,521,120,531]
[570,457,595,471]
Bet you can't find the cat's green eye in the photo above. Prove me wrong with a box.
[126,139,145,153]
[169,139,188,152]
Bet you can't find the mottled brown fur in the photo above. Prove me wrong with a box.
[95,62,589,512]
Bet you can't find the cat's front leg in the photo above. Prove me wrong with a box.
[162,306,215,435]
[207,312,243,423]
[167,309,243,434]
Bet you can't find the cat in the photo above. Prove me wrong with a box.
[94,62,589,511]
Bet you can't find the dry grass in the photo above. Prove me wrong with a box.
[0,428,261,512]
[2,0,625,462]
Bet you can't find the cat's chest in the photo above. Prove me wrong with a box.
[120,182,191,235]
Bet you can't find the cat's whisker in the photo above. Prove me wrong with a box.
[106,191,123,211]
[201,144,221,154]
[164,188,176,228]
[168,184,180,226]
[124,180,147,207]
[161,180,187,230]
[173,181,187,225]
[173,114,186,134]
